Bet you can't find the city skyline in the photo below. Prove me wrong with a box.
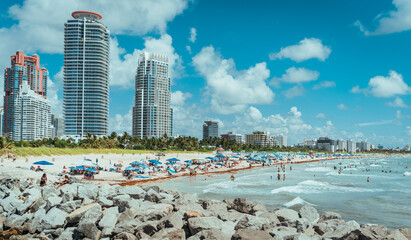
[0,0,410,147]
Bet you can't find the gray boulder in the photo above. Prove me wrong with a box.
[235,214,277,231]
[399,228,411,239]
[66,202,100,224]
[98,196,113,208]
[43,207,67,229]
[58,184,78,202]
[274,208,300,222]
[360,224,388,239]
[385,230,408,240]
[269,226,298,239]
[46,194,62,210]
[99,206,119,237]
[57,227,77,240]
[59,200,81,213]
[218,209,245,223]
[4,213,33,228]
[0,195,24,213]
[188,216,224,235]
[28,198,46,213]
[112,194,131,212]
[188,229,228,240]
[322,220,361,240]
[319,211,342,222]
[27,207,46,233]
[118,185,146,199]
[232,229,272,240]
[77,204,103,239]
[299,205,319,223]
[144,188,163,203]
[114,232,137,240]
[152,228,186,240]
[137,221,158,236]
[77,184,99,200]
[157,211,184,229]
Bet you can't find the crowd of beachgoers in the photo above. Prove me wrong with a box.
[0,150,403,186]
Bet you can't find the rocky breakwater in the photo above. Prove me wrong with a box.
[0,177,410,240]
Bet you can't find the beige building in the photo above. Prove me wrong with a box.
[245,131,271,147]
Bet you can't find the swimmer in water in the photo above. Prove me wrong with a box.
[230,174,235,181]
[367,177,370,183]
[277,173,281,181]
[283,174,286,181]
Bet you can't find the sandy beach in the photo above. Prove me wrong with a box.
[0,151,382,186]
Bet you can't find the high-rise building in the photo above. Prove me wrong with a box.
[337,139,347,151]
[51,114,65,138]
[317,137,336,152]
[347,140,357,153]
[221,132,242,143]
[64,11,110,137]
[4,51,48,138]
[13,82,51,141]
[132,52,173,138]
[203,120,219,139]
[273,134,287,147]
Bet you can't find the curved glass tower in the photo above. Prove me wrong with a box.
[63,11,110,137]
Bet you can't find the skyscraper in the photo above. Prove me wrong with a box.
[3,51,48,138]
[64,11,110,137]
[13,82,51,141]
[132,52,173,138]
[203,120,219,139]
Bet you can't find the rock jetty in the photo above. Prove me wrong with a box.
[0,177,409,240]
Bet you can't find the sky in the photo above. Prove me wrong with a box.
[0,0,410,147]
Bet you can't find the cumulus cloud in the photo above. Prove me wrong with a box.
[282,85,305,99]
[192,46,274,114]
[337,104,348,110]
[271,67,319,85]
[355,0,411,35]
[386,97,409,108]
[186,45,192,54]
[313,81,336,90]
[353,71,410,98]
[189,27,197,43]
[109,109,133,134]
[171,91,192,106]
[315,113,326,119]
[269,38,331,62]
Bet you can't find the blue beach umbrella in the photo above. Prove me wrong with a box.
[86,168,97,172]
[148,160,161,165]
[76,166,85,170]
[125,167,136,171]
[166,158,180,162]
[33,161,54,165]
[215,155,226,158]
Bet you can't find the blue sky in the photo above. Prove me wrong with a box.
[0,0,410,147]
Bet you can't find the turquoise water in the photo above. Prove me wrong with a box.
[151,156,411,229]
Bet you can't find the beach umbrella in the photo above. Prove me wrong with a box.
[215,154,226,158]
[216,163,223,166]
[184,160,192,163]
[130,161,141,166]
[86,168,97,172]
[167,167,176,174]
[166,158,180,162]
[76,166,85,170]
[205,157,214,160]
[33,161,54,165]
[125,167,136,171]
[148,160,161,165]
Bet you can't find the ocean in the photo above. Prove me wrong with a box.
[151,156,411,229]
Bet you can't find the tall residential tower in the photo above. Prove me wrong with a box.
[132,52,173,138]
[203,120,219,139]
[3,51,48,138]
[63,11,110,137]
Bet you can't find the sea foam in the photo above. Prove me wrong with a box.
[271,180,381,194]
[283,196,315,208]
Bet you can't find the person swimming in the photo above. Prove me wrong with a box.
[367,177,370,183]
[230,174,235,181]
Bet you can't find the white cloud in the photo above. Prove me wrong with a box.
[272,67,319,84]
[352,71,410,98]
[337,104,348,110]
[368,71,410,98]
[269,38,331,62]
[189,27,197,43]
[406,126,411,136]
[282,85,305,99]
[192,46,274,114]
[186,45,192,54]
[315,113,326,119]
[355,0,411,35]
[350,85,361,93]
[386,97,409,108]
[313,81,336,90]
[0,0,189,103]
[355,120,393,127]
[171,91,192,106]
[109,109,133,134]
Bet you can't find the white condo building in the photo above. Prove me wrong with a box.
[132,52,173,138]
[347,140,357,153]
[63,11,110,137]
[13,82,51,141]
